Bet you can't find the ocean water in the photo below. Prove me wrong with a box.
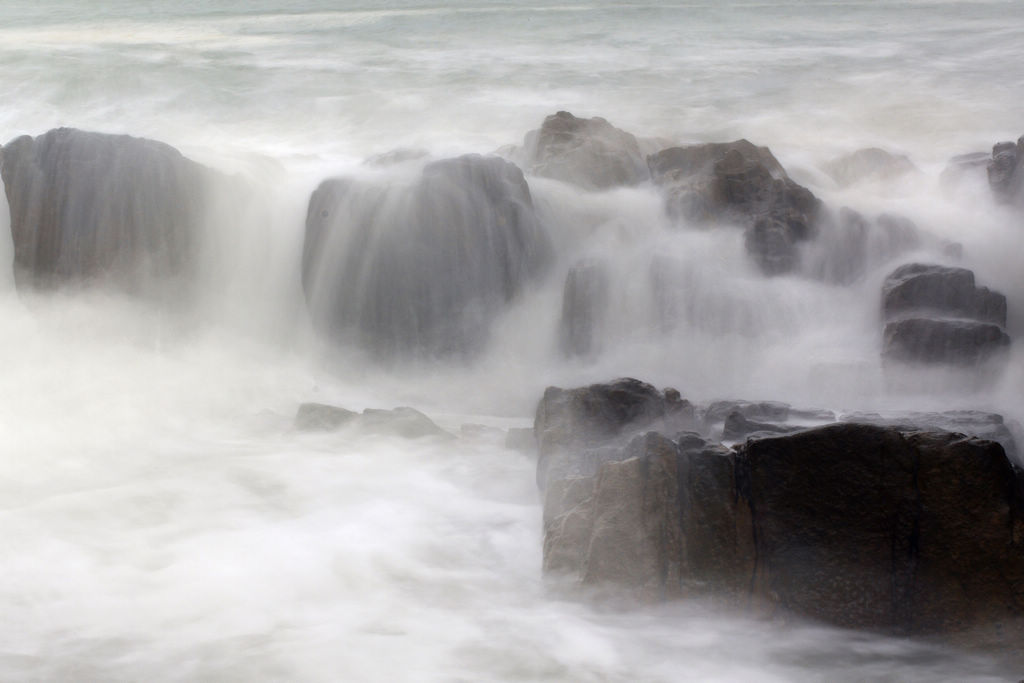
[1,1,1023,680]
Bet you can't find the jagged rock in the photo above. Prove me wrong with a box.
[518,111,649,190]
[988,136,1024,204]
[648,141,820,275]
[295,403,358,431]
[535,378,697,489]
[0,127,211,291]
[302,154,552,358]
[541,416,1024,638]
[883,317,1010,365]
[559,259,610,357]
[882,263,1006,326]
[823,147,917,187]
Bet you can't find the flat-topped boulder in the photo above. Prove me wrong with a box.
[302,154,552,358]
[648,140,820,275]
[0,127,212,291]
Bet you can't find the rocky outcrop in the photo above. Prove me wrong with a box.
[559,259,610,357]
[302,154,552,358]
[880,263,1010,365]
[823,147,917,187]
[540,390,1024,637]
[517,111,649,190]
[0,127,212,291]
[648,141,820,275]
[988,136,1024,204]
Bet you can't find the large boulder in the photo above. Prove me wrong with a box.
[988,136,1024,204]
[648,141,820,275]
[302,155,552,358]
[541,414,1024,638]
[517,111,649,190]
[880,263,1010,365]
[0,128,211,290]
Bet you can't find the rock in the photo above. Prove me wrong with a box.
[808,208,923,285]
[542,416,1024,638]
[940,151,990,189]
[880,263,1010,366]
[0,127,211,291]
[703,400,791,424]
[559,259,610,357]
[293,403,451,439]
[295,402,358,431]
[882,263,1006,326]
[535,378,698,489]
[840,410,1019,462]
[883,317,1010,365]
[518,111,649,190]
[302,154,552,358]
[648,141,820,275]
[823,147,917,187]
[721,411,803,441]
[360,407,452,439]
[987,136,1024,204]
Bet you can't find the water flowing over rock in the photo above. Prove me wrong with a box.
[0,128,211,291]
[516,111,650,190]
[537,380,1024,639]
[881,263,1010,365]
[558,259,610,357]
[988,136,1024,204]
[647,141,820,275]
[302,154,552,358]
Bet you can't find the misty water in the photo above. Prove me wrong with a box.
[1,1,1023,680]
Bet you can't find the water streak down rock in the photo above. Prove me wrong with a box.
[303,155,552,358]
[537,380,1024,639]
[0,128,211,291]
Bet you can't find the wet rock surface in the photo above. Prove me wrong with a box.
[823,147,917,187]
[647,140,821,275]
[302,154,552,358]
[1,127,212,291]
[517,111,650,190]
[880,263,1010,365]
[538,379,1024,638]
[295,403,452,439]
[988,136,1024,204]
[559,259,610,357]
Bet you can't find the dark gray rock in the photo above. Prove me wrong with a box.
[648,141,820,275]
[721,411,803,441]
[295,403,358,431]
[883,318,1010,365]
[841,410,1019,462]
[302,154,552,358]
[882,263,1006,326]
[1,127,211,291]
[519,111,649,190]
[988,136,1024,204]
[559,259,610,357]
[703,400,791,424]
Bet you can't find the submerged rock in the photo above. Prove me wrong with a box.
[517,111,649,190]
[0,127,212,291]
[648,141,820,275]
[880,263,1010,365]
[823,147,917,187]
[302,154,552,358]
[294,403,451,439]
[295,403,358,431]
[540,395,1024,637]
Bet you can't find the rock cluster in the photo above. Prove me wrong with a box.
[538,379,1024,639]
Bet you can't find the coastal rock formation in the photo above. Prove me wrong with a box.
[880,263,1010,365]
[988,136,1024,204]
[0,127,211,291]
[823,147,917,187]
[647,141,820,274]
[302,154,552,358]
[295,402,452,439]
[538,380,1024,637]
[517,111,649,190]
